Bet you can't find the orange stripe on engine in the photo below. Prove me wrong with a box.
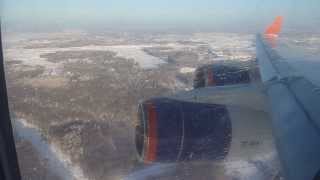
[207,70,215,86]
[144,103,158,163]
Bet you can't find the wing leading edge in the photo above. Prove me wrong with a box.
[257,17,320,180]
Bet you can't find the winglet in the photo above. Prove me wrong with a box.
[265,16,283,36]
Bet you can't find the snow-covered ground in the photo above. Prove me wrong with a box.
[192,33,255,60]
[3,32,256,74]
[4,44,165,71]
[179,67,196,74]
[90,45,165,68]
[14,119,88,180]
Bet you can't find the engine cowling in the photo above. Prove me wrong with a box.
[135,98,232,163]
[193,63,251,89]
[135,84,273,164]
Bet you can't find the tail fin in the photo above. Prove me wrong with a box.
[265,16,283,36]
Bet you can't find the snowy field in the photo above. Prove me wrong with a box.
[3,32,256,73]
[4,45,164,70]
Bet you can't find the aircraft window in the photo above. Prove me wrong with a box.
[1,0,320,180]
[315,172,320,180]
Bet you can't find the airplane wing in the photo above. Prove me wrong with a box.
[257,17,320,180]
[134,17,320,179]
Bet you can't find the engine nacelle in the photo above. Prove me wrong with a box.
[135,85,273,164]
[135,98,231,163]
[193,62,251,89]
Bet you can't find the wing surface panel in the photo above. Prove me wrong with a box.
[257,25,320,179]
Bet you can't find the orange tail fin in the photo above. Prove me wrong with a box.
[265,16,283,36]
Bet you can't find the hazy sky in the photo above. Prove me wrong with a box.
[2,0,320,32]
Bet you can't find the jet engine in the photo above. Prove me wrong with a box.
[135,59,268,164]
[193,62,252,88]
[135,98,231,163]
